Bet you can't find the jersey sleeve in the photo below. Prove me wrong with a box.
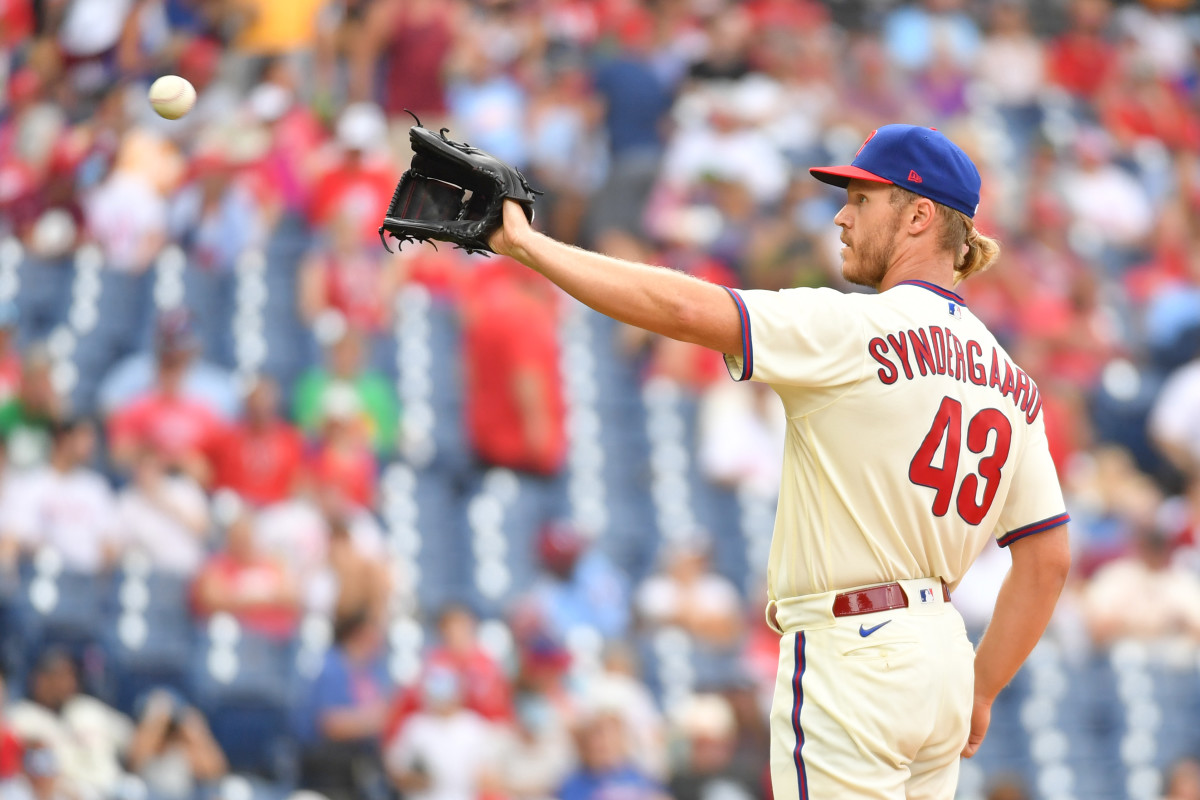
[722,287,866,389]
[995,415,1070,548]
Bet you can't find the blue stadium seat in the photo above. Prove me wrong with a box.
[14,254,74,347]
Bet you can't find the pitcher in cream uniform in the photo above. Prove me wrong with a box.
[482,124,1072,799]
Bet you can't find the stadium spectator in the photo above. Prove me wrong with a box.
[443,34,530,170]
[6,650,133,799]
[586,10,677,241]
[881,0,982,74]
[0,345,62,470]
[494,690,576,800]
[0,671,21,780]
[116,446,211,577]
[697,380,786,498]
[462,262,566,476]
[101,307,239,427]
[1082,520,1200,645]
[525,53,607,245]
[384,667,501,800]
[308,102,396,245]
[296,608,391,800]
[253,486,387,616]
[168,143,269,278]
[1149,347,1200,477]
[1056,127,1154,259]
[125,689,227,800]
[355,0,460,121]
[524,521,630,642]
[1046,0,1116,101]
[666,694,758,800]
[299,212,399,335]
[0,418,119,574]
[83,130,176,274]
[557,704,667,800]
[635,537,741,648]
[586,647,668,781]
[210,376,305,507]
[384,603,512,738]
[323,514,391,625]
[301,384,379,509]
[293,327,398,455]
[983,775,1033,800]
[191,512,301,640]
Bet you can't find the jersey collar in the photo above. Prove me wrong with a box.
[895,279,965,305]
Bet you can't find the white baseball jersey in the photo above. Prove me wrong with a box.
[723,280,1069,602]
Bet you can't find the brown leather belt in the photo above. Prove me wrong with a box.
[832,581,950,617]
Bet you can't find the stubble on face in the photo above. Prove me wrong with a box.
[841,204,903,290]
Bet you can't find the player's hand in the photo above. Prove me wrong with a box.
[961,695,992,758]
[488,198,534,260]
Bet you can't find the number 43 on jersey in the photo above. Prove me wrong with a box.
[909,396,1012,525]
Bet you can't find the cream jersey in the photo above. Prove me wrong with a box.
[723,280,1069,602]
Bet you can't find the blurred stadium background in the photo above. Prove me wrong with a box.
[1,1,1200,800]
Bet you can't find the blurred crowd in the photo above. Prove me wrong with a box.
[2,0,1200,799]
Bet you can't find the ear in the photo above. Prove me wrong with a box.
[907,197,938,236]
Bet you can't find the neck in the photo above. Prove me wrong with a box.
[878,247,957,293]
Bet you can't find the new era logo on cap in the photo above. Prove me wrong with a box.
[808,125,982,218]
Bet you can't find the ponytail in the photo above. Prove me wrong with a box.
[954,218,1001,286]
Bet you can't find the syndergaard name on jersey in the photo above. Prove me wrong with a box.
[866,324,1043,424]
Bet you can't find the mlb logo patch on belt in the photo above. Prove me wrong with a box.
[919,588,938,603]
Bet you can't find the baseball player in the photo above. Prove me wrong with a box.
[487,125,1072,799]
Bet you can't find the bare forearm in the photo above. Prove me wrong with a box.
[508,229,741,354]
[974,557,1068,701]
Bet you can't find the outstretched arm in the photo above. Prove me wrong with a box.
[962,524,1071,757]
[489,200,744,356]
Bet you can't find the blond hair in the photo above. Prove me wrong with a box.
[891,187,1000,285]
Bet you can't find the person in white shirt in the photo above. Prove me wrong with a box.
[385,667,500,800]
[7,650,134,800]
[117,448,211,577]
[0,419,120,574]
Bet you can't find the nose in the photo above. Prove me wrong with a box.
[833,203,852,229]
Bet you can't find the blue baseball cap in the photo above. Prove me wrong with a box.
[810,125,981,218]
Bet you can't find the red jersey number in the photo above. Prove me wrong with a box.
[909,397,1012,525]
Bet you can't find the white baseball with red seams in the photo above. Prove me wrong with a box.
[148,75,196,120]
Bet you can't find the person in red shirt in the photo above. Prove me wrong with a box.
[108,324,224,486]
[298,212,400,334]
[308,104,396,245]
[301,384,379,510]
[210,376,304,507]
[462,260,567,476]
[383,603,513,743]
[191,512,301,640]
[1045,0,1115,101]
[0,669,22,779]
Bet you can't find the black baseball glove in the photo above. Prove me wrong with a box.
[378,123,539,255]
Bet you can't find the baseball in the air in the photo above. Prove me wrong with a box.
[148,75,196,120]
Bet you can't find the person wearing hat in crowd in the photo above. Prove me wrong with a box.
[525,520,630,642]
[308,102,396,245]
[99,306,240,425]
[666,693,759,800]
[486,123,1072,798]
